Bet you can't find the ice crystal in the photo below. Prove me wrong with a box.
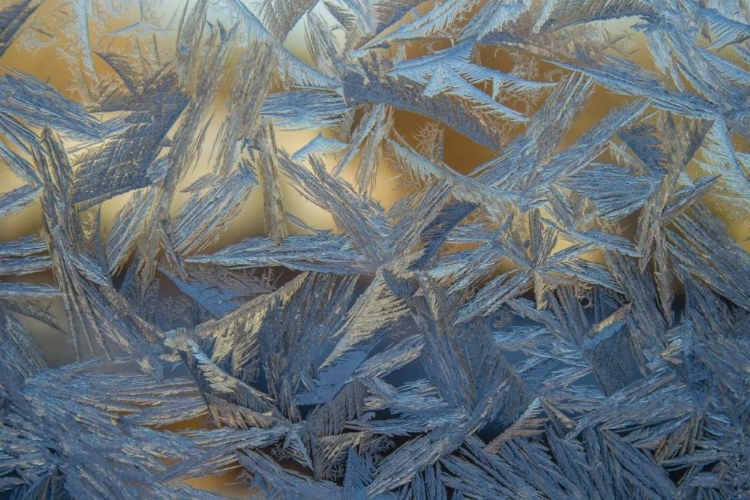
[0,0,749,498]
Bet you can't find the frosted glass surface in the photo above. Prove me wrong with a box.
[0,1,749,498]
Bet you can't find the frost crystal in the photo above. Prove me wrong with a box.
[1,0,749,498]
